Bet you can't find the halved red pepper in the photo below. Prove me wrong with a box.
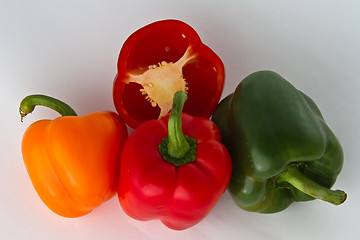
[118,91,232,230]
[113,19,225,129]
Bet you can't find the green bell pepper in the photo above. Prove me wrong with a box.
[212,70,347,213]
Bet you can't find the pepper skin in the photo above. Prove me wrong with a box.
[118,91,232,230]
[113,19,225,129]
[20,95,128,217]
[212,71,347,213]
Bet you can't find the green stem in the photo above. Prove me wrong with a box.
[158,91,196,166]
[167,91,190,158]
[19,94,77,122]
[276,165,347,205]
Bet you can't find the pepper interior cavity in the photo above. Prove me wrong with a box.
[124,48,195,119]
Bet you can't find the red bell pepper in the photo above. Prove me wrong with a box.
[113,19,225,129]
[118,91,232,230]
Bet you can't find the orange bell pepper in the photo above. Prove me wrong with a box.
[20,95,128,217]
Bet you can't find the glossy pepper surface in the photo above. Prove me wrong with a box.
[212,71,347,213]
[113,19,225,128]
[20,95,128,217]
[118,91,232,230]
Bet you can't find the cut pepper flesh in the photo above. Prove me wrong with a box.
[125,48,195,119]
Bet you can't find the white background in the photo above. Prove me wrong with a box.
[1,0,359,239]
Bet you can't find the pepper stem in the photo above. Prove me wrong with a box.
[158,91,196,166]
[276,165,347,205]
[167,91,190,158]
[19,94,77,122]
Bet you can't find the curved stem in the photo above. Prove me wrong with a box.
[158,91,197,166]
[276,165,347,205]
[167,91,190,158]
[19,94,77,122]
